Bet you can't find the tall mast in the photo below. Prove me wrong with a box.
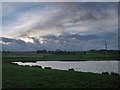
[105,43,108,60]
[105,43,107,50]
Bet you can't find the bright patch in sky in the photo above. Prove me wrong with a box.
[20,38,34,43]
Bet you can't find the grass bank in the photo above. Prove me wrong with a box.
[3,62,120,88]
[2,53,120,88]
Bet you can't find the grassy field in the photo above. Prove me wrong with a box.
[2,52,119,63]
[2,52,120,88]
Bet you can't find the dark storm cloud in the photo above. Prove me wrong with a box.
[1,37,27,44]
[0,37,14,43]
[41,31,117,42]
[1,37,41,51]
[1,30,118,51]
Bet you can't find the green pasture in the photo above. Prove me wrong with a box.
[2,52,120,88]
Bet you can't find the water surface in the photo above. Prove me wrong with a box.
[12,61,120,74]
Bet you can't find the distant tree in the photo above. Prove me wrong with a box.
[83,51,86,55]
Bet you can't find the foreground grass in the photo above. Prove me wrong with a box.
[3,62,120,88]
[2,53,120,88]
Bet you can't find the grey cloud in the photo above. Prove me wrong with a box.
[30,37,40,44]
[0,37,14,43]
[41,35,58,40]
[1,37,57,51]
[1,32,118,51]
[18,33,29,38]
[1,37,38,51]
[42,33,100,43]
[1,37,28,45]
[2,2,118,51]
[41,32,117,48]
[16,2,118,38]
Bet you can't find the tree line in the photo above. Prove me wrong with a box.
[36,49,119,55]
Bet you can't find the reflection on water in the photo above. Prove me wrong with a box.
[12,61,120,74]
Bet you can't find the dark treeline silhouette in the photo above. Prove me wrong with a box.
[2,49,119,55]
[36,49,119,55]
[36,49,87,55]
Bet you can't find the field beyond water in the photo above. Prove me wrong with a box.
[2,52,120,88]
[2,51,119,62]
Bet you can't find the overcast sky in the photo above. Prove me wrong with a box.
[1,2,118,51]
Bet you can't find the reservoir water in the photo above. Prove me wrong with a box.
[12,61,120,74]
